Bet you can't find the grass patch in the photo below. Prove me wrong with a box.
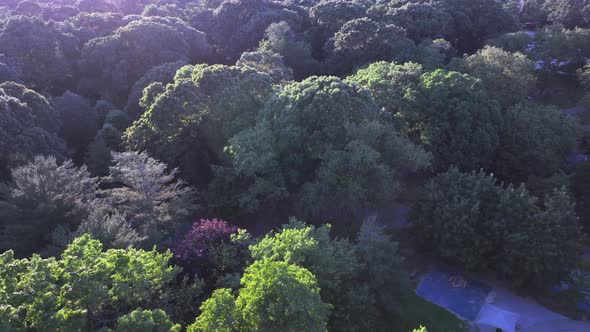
[400,294,469,332]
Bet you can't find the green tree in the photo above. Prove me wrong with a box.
[236,50,294,85]
[237,260,330,331]
[115,308,181,332]
[0,156,98,256]
[248,219,411,331]
[412,167,583,287]
[126,60,188,119]
[533,24,590,71]
[78,17,212,105]
[0,235,203,330]
[357,221,410,329]
[383,1,451,42]
[202,0,304,61]
[250,220,369,330]
[346,61,423,116]
[441,0,519,52]
[350,65,502,171]
[545,0,590,29]
[52,91,99,162]
[407,38,456,70]
[323,17,415,75]
[84,132,115,177]
[221,76,430,220]
[310,0,369,37]
[259,21,320,79]
[0,15,78,93]
[187,288,238,332]
[0,82,66,180]
[76,206,145,249]
[452,46,536,107]
[64,12,125,46]
[104,152,197,247]
[125,64,274,188]
[494,103,578,182]
[188,260,330,332]
[487,31,534,53]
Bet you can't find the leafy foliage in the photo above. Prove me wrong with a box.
[115,308,181,332]
[0,82,66,180]
[0,235,203,330]
[249,219,410,331]
[125,64,274,188]
[452,46,536,107]
[1,1,589,330]
[412,167,584,288]
[487,31,534,53]
[126,60,188,119]
[544,0,590,29]
[76,206,145,249]
[189,260,330,332]
[221,76,430,220]
[78,17,212,104]
[350,64,502,171]
[0,156,98,255]
[104,151,197,247]
[0,15,78,93]
[533,24,590,71]
[187,288,237,332]
[323,17,414,75]
[173,219,252,287]
[52,91,99,161]
[259,21,320,79]
[494,103,578,182]
[236,50,294,85]
[200,0,304,61]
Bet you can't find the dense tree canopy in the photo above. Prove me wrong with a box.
[126,60,188,119]
[452,46,536,107]
[0,82,65,179]
[532,24,590,71]
[52,91,99,161]
[0,16,78,94]
[202,0,304,62]
[544,0,590,29]
[323,17,414,75]
[220,76,430,220]
[258,21,320,79]
[412,167,583,288]
[78,17,212,105]
[0,156,97,256]
[1,0,589,330]
[125,64,274,188]
[63,12,125,46]
[249,219,410,331]
[189,260,330,332]
[349,64,502,171]
[494,103,578,182]
[0,235,202,330]
[382,1,452,42]
[103,151,197,247]
[173,219,252,288]
[236,50,294,85]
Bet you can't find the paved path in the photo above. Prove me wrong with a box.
[522,320,590,332]
[474,277,590,332]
